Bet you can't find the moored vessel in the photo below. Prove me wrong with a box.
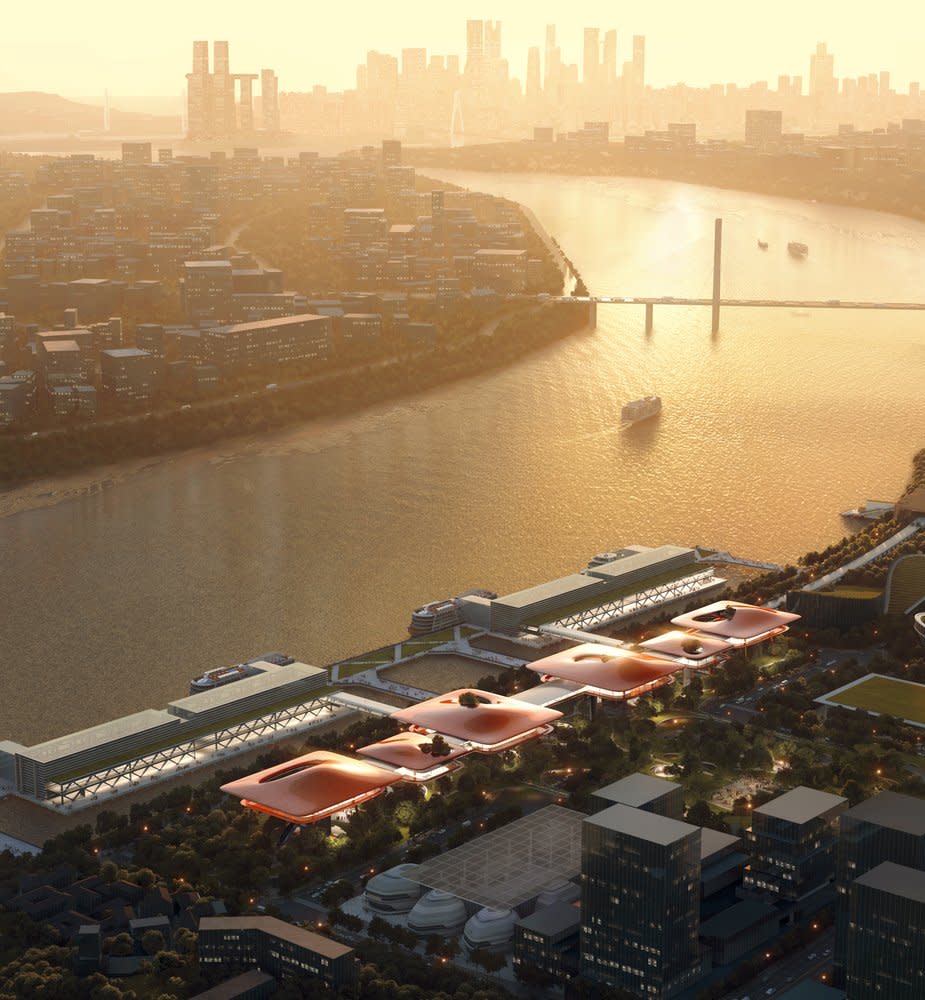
[189,652,294,693]
[621,395,662,426]
[788,241,809,258]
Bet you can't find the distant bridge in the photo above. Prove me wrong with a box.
[516,218,925,332]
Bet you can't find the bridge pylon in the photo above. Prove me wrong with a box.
[712,217,723,333]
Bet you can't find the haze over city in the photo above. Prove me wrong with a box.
[2,0,925,96]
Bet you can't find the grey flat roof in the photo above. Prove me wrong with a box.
[699,898,778,940]
[856,860,925,903]
[514,680,585,707]
[755,786,846,825]
[587,545,695,581]
[842,790,925,835]
[199,916,353,959]
[103,348,150,358]
[42,340,80,352]
[190,970,277,1000]
[593,773,681,809]
[700,828,742,862]
[409,805,584,910]
[213,313,327,334]
[22,710,181,763]
[516,900,580,936]
[167,661,326,717]
[585,803,699,846]
[496,574,603,610]
[184,260,232,268]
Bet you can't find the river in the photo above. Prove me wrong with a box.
[2,171,924,743]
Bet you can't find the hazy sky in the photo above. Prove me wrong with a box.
[3,1,923,98]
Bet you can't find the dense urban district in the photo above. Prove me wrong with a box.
[0,139,592,484]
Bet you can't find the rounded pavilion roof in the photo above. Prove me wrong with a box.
[670,601,799,640]
[526,643,681,696]
[219,750,399,824]
[391,689,562,748]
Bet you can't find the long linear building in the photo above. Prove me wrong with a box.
[0,661,332,807]
[462,544,722,634]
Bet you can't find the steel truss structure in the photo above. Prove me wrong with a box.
[548,570,723,632]
[45,696,339,808]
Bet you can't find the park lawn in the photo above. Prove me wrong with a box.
[828,675,925,725]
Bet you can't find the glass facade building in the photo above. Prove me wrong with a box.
[845,861,925,999]
[580,804,703,999]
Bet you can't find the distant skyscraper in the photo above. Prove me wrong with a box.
[810,42,835,98]
[466,20,484,75]
[186,41,211,140]
[583,27,600,86]
[212,41,236,136]
[632,35,646,89]
[483,21,502,62]
[602,30,617,85]
[526,47,542,102]
[544,24,556,90]
[260,69,279,132]
[402,48,427,80]
[580,804,703,999]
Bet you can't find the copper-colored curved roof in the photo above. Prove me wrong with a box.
[220,750,399,824]
[638,630,734,661]
[356,731,470,772]
[391,689,562,749]
[526,643,680,695]
[670,601,799,640]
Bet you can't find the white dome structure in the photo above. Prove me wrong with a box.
[534,877,581,909]
[463,907,516,952]
[407,889,468,936]
[364,863,423,914]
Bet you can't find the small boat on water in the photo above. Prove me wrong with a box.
[621,395,661,426]
[788,241,809,258]
[757,240,769,250]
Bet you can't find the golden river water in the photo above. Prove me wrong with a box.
[2,171,924,743]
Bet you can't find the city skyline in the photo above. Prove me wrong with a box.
[2,1,925,99]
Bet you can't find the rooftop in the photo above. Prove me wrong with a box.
[587,544,695,581]
[409,805,584,910]
[391,689,562,749]
[42,340,80,353]
[700,827,742,863]
[220,750,399,825]
[16,709,181,764]
[495,573,603,610]
[585,803,699,846]
[527,644,680,697]
[855,860,925,904]
[842,789,925,836]
[638,629,734,662]
[356,731,470,773]
[593,772,681,810]
[516,900,580,937]
[102,348,150,358]
[755,785,847,825]
[189,970,277,1000]
[167,661,326,718]
[212,313,327,334]
[671,600,799,640]
[199,915,353,959]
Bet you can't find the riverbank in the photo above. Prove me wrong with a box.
[0,300,593,499]
[409,142,925,226]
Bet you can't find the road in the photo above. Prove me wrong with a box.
[724,928,835,999]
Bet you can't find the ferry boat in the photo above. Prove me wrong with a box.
[189,651,294,694]
[621,395,662,426]
[757,240,769,250]
[408,589,497,635]
[788,241,809,258]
